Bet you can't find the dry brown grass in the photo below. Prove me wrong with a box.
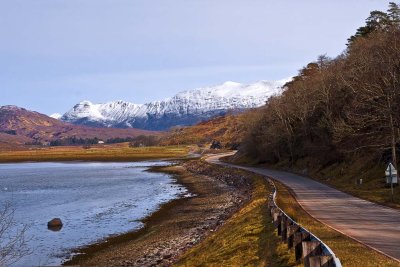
[0,143,189,162]
[175,175,293,267]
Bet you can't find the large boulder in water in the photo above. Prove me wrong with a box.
[47,218,63,231]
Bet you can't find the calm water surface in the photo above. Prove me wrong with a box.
[0,161,187,266]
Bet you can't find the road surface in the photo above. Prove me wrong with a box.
[206,153,400,262]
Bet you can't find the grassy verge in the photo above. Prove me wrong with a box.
[305,158,400,209]
[0,143,189,162]
[175,174,293,267]
[274,180,399,267]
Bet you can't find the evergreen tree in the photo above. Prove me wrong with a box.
[366,10,390,30]
[348,10,389,44]
[388,2,400,25]
[347,3,400,45]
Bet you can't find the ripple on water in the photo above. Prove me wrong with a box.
[0,161,187,266]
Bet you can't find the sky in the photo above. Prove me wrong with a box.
[0,0,391,115]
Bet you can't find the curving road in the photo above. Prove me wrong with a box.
[206,153,400,262]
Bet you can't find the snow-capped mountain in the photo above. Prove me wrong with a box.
[60,79,288,130]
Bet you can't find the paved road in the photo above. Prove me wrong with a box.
[206,153,400,262]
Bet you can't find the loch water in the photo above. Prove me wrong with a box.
[0,161,187,266]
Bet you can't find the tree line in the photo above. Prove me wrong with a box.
[48,135,160,147]
[49,137,102,146]
[241,3,400,168]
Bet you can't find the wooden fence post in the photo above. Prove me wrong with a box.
[277,214,282,236]
[268,200,275,209]
[270,206,277,217]
[272,210,280,227]
[302,241,322,267]
[287,224,300,249]
[309,255,336,267]
[281,215,288,242]
[294,231,311,262]
[266,180,341,267]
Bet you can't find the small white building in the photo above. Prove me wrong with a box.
[98,140,105,144]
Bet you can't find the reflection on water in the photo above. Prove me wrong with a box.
[48,225,63,232]
[0,161,187,266]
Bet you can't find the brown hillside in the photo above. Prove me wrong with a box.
[0,105,160,148]
[160,111,256,148]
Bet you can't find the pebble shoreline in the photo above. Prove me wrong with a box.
[65,160,253,267]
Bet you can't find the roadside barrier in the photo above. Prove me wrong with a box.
[267,179,342,267]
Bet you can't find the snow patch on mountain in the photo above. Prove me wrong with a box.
[60,79,289,130]
[50,113,62,119]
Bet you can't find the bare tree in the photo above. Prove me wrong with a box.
[0,201,31,267]
[334,28,400,167]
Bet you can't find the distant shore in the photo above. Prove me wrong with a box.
[0,144,189,163]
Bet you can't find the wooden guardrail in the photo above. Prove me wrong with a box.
[267,179,342,267]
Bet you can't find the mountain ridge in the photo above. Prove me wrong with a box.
[59,79,288,130]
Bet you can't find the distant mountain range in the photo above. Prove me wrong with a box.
[57,80,287,130]
[0,105,158,148]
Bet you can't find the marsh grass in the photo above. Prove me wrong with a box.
[0,143,189,162]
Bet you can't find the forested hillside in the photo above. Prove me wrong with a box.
[160,112,254,148]
[241,3,400,171]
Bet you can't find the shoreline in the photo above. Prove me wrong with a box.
[63,163,194,265]
[64,159,251,266]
